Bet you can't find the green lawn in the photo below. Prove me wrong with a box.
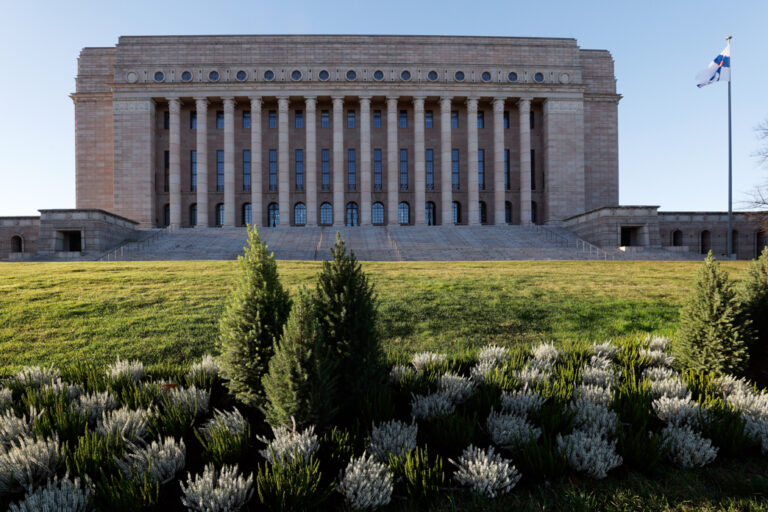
[0,260,749,372]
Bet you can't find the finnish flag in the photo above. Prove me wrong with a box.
[696,41,731,88]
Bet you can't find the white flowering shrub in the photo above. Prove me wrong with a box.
[515,365,550,387]
[661,425,717,467]
[639,349,674,367]
[469,359,497,384]
[724,387,768,452]
[180,463,254,512]
[411,352,447,372]
[40,379,83,402]
[118,436,186,484]
[647,335,670,352]
[486,409,541,448]
[368,420,418,461]
[581,366,618,388]
[569,400,618,438]
[97,406,151,441]
[557,431,622,479]
[478,345,510,365]
[574,384,613,406]
[0,434,60,493]
[718,374,752,399]
[438,372,474,404]
[107,357,144,383]
[450,445,520,498]
[500,388,545,417]
[199,408,248,441]
[0,389,11,411]
[257,424,319,464]
[531,342,559,366]
[338,452,393,510]
[587,355,614,371]
[74,390,118,425]
[410,392,455,421]
[591,342,618,360]
[187,354,220,383]
[0,410,31,448]
[652,395,703,427]
[389,364,416,384]
[14,365,60,389]
[163,385,211,417]
[8,474,90,512]
[648,377,690,400]
[642,366,676,382]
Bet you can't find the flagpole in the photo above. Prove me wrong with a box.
[727,36,733,258]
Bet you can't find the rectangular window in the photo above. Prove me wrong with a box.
[295,149,304,191]
[216,111,224,129]
[373,149,383,191]
[425,110,433,129]
[452,149,460,190]
[268,110,277,129]
[242,111,251,129]
[399,110,408,129]
[163,111,169,130]
[190,111,197,130]
[269,149,277,191]
[504,149,510,191]
[451,111,459,129]
[347,149,356,191]
[216,150,224,191]
[399,149,408,191]
[321,110,330,129]
[478,149,485,190]
[477,111,485,129]
[531,149,536,190]
[425,149,434,191]
[191,150,197,192]
[503,111,510,129]
[373,110,382,129]
[347,110,356,129]
[295,110,303,129]
[530,111,535,129]
[321,149,330,190]
[163,150,169,192]
[243,150,251,192]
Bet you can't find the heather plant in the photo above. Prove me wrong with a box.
[410,392,455,421]
[196,408,251,466]
[218,226,292,409]
[13,365,60,390]
[501,388,545,417]
[318,427,356,482]
[65,429,124,483]
[647,376,690,400]
[180,463,254,512]
[31,399,88,447]
[256,454,333,511]
[0,410,31,448]
[469,359,497,384]
[74,390,118,426]
[513,434,569,482]
[478,345,511,365]
[112,381,160,410]
[368,419,418,462]
[0,389,11,411]
[661,424,718,467]
[574,384,613,406]
[107,358,144,385]
[591,341,618,360]
[557,430,622,479]
[397,446,446,504]
[486,409,541,449]
[411,352,447,372]
[450,445,520,498]
[186,354,220,390]
[8,474,91,512]
[162,385,210,417]
[117,436,186,484]
[97,406,151,441]
[569,400,618,438]
[421,412,477,459]
[389,364,416,384]
[515,365,550,388]
[652,395,703,427]
[338,452,393,510]
[93,469,160,512]
[0,434,60,493]
[257,423,319,464]
[437,372,474,404]
[699,398,752,457]
[531,342,559,366]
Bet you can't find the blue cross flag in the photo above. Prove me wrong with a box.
[696,41,731,88]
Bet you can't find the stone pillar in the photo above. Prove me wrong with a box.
[167,97,182,228]
[223,97,236,227]
[440,97,452,225]
[386,96,398,225]
[466,97,480,225]
[359,96,372,225]
[305,97,318,226]
[278,96,290,227]
[518,97,532,225]
[249,97,262,227]
[332,96,344,226]
[543,98,586,223]
[194,98,209,228]
[493,97,506,225]
[413,96,426,225]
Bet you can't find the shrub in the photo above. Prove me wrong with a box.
[262,288,338,429]
[218,226,292,409]
[0,410,31,448]
[740,247,768,375]
[676,252,749,375]
[557,431,622,479]
[107,358,144,385]
[318,427,356,482]
[0,434,60,493]
[196,408,250,466]
[180,463,254,512]
[581,367,618,388]
[652,395,703,427]
[699,398,752,457]
[478,345,511,365]
[647,377,690,400]
[112,381,159,410]
[437,372,474,404]
[398,445,445,504]
[515,365,550,388]
[117,436,186,484]
[14,365,60,389]
[31,399,88,447]
[8,474,91,512]
[410,392,455,421]
[257,455,333,511]
[162,385,210,417]
[66,429,124,481]
[389,364,416,384]
[569,400,618,438]
[411,352,447,372]
[513,434,568,482]
[591,342,618,360]
[93,470,160,512]
[661,424,718,467]
[500,388,545,417]
[450,445,520,498]
[74,390,118,426]
[574,384,613,406]
[486,409,541,449]
[0,389,11,411]
[531,342,559,366]
[338,452,393,510]
[97,406,151,441]
[368,419,418,462]
[616,424,665,474]
[257,423,319,464]
[186,354,220,390]
[421,412,477,459]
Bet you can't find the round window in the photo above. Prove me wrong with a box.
[534,72,544,83]
[236,70,247,81]
[400,70,411,81]
[291,70,302,81]
[346,70,357,81]
[373,70,384,81]
[318,70,330,81]
[208,70,220,82]
[264,70,275,81]
[181,71,192,82]
[507,71,518,82]
[153,71,165,83]
[427,70,438,81]
[481,71,492,82]
[454,71,465,82]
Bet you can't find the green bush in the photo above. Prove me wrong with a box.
[699,398,752,458]
[31,397,88,447]
[676,252,749,375]
[195,419,251,466]
[256,455,334,511]
[218,226,292,409]
[93,469,160,512]
[513,433,569,482]
[66,429,125,480]
[740,247,768,378]
[396,445,446,503]
[111,381,159,410]
[318,427,356,483]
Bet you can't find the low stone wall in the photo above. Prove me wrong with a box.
[36,209,139,255]
[562,206,662,248]
[0,217,40,260]
[658,212,767,260]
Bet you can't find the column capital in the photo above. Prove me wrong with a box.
[517,97,533,108]
[222,97,236,112]
[248,96,263,109]
[193,97,208,107]
[386,96,398,107]
[440,96,452,109]
[358,96,372,105]
[166,97,181,112]
[492,97,506,112]
[331,96,344,108]
[465,97,478,112]
[304,96,317,110]
[412,95,425,110]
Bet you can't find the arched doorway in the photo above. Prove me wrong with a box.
[10,235,23,253]
[672,230,683,246]
[700,230,711,254]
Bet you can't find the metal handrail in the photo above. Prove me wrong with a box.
[98,229,165,262]
[527,224,615,261]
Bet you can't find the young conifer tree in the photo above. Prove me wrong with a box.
[676,251,749,375]
[262,288,338,429]
[218,226,291,408]
[740,247,768,372]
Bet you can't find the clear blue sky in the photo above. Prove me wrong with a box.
[1,0,766,216]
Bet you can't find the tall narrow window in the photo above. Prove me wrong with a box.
[215,204,224,226]
[347,149,356,191]
[294,203,307,226]
[479,201,487,224]
[190,111,197,130]
[372,202,384,225]
[399,149,408,191]
[295,149,304,191]
[452,201,461,224]
[531,201,537,224]
[321,110,330,128]
[346,202,359,226]
[398,202,410,225]
[269,149,277,191]
[190,150,197,192]
[243,150,251,192]
[321,149,330,190]
[347,110,356,129]
[504,149,510,190]
[164,203,170,226]
[426,202,436,226]
[295,110,303,129]
[503,111,510,129]
[451,149,460,190]
[530,110,535,129]
[268,203,279,227]
[373,110,382,128]
[373,149,383,191]
[320,203,333,225]
[242,203,252,226]
[216,150,224,191]
[505,201,512,224]
[190,204,197,227]
[477,111,485,129]
[268,110,277,129]
[531,149,536,190]
[425,149,434,191]
[399,110,408,128]
[425,110,433,129]
[478,149,485,190]
[163,150,169,192]
[451,111,459,129]
[242,111,251,129]
[216,111,224,129]
[163,111,169,130]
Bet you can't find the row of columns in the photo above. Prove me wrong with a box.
[165,95,534,228]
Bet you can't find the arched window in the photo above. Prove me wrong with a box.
[398,202,410,225]
[346,202,359,226]
[372,202,385,225]
[10,235,23,253]
[505,201,512,224]
[531,201,538,225]
[672,230,683,246]
[426,202,436,226]
[294,203,307,226]
[268,203,279,227]
[452,201,461,225]
[242,203,252,226]
[190,204,197,227]
[163,204,170,227]
[700,230,711,254]
[320,203,333,226]
[479,201,487,224]
[215,204,224,227]
[732,230,739,255]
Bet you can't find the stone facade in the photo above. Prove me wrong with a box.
[0,217,40,261]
